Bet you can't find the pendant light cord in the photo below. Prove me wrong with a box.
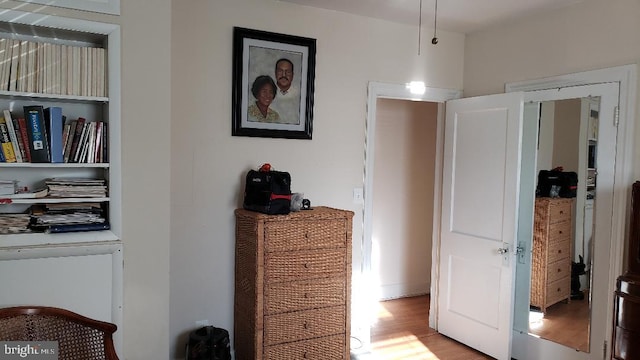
[418,0,423,55]
[432,0,439,44]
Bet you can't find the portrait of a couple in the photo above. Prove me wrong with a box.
[232,27,315,139]
[247,58,300,125]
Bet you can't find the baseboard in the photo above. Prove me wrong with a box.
[377,282,430,301]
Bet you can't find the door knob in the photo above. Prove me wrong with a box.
[497,247,509,254]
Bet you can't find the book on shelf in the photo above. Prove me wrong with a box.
[0,180,16,195]
[62,119,77,163]
[0,39,10,91]
[8,39,18,92]
[45,222,110,234]
[0,116,16,162]
[0,36,105,96]
[3,110,23,162]
[12,118,28,162]
[23,105,50,163]
[69,117,85,163]
[16,117,32,162]
[44,107,64,163]
[0,187,48,199]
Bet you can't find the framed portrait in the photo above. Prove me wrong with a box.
[232,27,316,139]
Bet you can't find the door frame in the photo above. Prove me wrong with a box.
[358,82,461,343]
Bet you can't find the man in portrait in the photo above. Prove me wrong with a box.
[270,58,301,125]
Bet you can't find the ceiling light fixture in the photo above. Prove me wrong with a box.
[407,81,426,95]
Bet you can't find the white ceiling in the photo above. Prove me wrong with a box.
[279,0,584,34]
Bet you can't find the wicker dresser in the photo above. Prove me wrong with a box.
[530,197,573,313]
[234,206,354,360]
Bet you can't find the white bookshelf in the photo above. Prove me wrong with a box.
[0,10,121,243]
[0,9,122,353]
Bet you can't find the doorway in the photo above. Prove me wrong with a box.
[355,82,461,347]
[371,98,437,301]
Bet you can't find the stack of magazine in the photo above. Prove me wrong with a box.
[0,213,31,234]
[45,177,107,198]
[30,202,109,233]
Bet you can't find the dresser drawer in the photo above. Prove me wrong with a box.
[548,239,570,263]
[266,248,346,283]
[265,277,346,315]
[265,219,347,252]
[264,306,346,346]
[546,259,570,284]
[548,200,572,223]
[548,220,571,242]
[264,334,346,360]
[546,277,570,305]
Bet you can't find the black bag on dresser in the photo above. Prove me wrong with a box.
[243,169,292,215]
[537,169,578,198]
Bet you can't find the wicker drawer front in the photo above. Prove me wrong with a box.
[548,201,572,223]
[548,239,570,263]
[265,277,346,315]
[546,277,570,305]
[264,306,346,346]
[548,220,571,242]
[265,219,347,252]
[264,334,346,360]
[546,260,570,284]
[266,249,346,283]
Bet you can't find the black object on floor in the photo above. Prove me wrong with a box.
[571,255,586,300]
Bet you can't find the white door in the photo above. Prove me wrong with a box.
[437,92,524,360]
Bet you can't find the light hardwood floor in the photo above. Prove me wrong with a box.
[353,295,494,360]
[354,294,590,359]
[528,293,590,352]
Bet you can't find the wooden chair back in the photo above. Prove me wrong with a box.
[0,306,119,360]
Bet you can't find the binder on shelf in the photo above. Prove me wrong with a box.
[23,105,50,163]
[44,106,64,163]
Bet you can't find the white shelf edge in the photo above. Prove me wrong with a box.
[0,163,110,168]
[11,0,120,16]
[0,90,108,102]
[2,197,109,204]
[0,231,119,249]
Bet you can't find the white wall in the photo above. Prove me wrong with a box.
[170,0,464,357]
[372,99,437,300]
[552,99,581,172]
[463,0,640,180]
[120,1,172,359]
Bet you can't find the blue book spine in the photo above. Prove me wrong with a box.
[0,144,5,162]
[45,107,64,163]
[47,222,110,233]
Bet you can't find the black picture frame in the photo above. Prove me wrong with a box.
[232,27,316,139]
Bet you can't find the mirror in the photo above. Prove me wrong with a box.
[526,97,599,352]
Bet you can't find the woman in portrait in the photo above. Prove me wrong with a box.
[247,75,280,123]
